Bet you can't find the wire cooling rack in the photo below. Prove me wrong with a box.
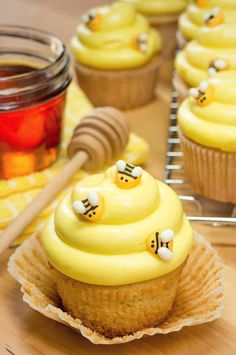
[165,88,236,226]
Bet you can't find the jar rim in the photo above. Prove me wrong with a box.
[0,25,72,111]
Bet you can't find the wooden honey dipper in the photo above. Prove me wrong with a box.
[0,107,130,255]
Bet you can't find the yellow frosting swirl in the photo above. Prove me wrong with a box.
[175,22,236,87]
[70,2,161,70]
[178,71,236,152]
[124,0,188,15]
[179,1,236,40]
[41,166,193,286]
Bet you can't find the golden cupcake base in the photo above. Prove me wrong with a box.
[54,264,183,338]
[179,129,236,203]
[75,56,162,110]
[150,16,178,57]
[176,29,188,50]
[8,232,223,344]
[173,74,189,102]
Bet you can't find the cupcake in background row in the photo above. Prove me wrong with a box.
[70,2,162,110]
[177,0,236,48]
[124,0,188,56]
[174,6,236,99]
[41,162,193,337]
[178,71,236,203]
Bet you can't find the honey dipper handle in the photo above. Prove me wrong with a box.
[0,150,88,256]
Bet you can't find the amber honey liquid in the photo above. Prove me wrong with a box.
[0,63,66,179]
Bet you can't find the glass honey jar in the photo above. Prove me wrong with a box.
[0,25,71,179]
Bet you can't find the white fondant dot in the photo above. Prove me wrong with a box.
[73,201,86,214]
[158,247,173,261]
[132,166,143,177]
[88,191,99,207]
[189,88,199,98]
[116,160,126,172]
[160,229,175,243]
[200,81,209,92]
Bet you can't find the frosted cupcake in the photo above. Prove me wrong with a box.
[123,0,188,55]
[174,7,236,99]
[70,2,162,109]
[178,71,236,202]
[178,0,236,48]
[41,161,193,337]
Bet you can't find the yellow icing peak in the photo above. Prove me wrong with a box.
[178,71,236,152]
[70,1,162,70]
[179,1,236,41]
[41,165,193,286]
[175,20,236,87]
[123,0,188,15]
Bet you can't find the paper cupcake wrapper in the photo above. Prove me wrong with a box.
[8,231,223,345]
[173,73,189,102]
[148,14,179,26]
[179,130,236,203]
[176,29,188,50]
[150,21,177,57]
[75,55,162,110]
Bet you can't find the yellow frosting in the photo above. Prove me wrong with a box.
[175,22,236,87]
[124,0,188,15]
[70,2,161,70]
[41,166,193,286]
[179,1,236,40]
[178,71,236,152]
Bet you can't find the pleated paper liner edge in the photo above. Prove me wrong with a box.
[8,232,224,345]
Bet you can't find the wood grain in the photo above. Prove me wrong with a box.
[1,0,236,354]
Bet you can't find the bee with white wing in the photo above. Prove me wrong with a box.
[189,80,214,107]
[115,160,143,189]
[72,191,104,222]
[146,229,175,261]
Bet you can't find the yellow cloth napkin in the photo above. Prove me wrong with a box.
[0,83,149,244]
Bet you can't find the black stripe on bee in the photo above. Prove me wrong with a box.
[119,171,137,179]
[81,198,98,215]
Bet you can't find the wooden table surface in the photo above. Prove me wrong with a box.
[1,1,236,354]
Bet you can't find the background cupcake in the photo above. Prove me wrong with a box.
[124,0,188,56]
[177,0,236,48]
[41,163,193,337]
[174,7,236,99]
[70,2,162,110]
[178,71,236,203]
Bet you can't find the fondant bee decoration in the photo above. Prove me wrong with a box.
[208,59,228,76]
[72,191,104,222]
[196,0,208,8]
[189,81,214,107]
[82,8,101,31]
[204,7,224,27]
[132,34,148,53]
[115,160,143,189]
[146,229,175,261]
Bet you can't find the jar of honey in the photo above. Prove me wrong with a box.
[0,25,71,179]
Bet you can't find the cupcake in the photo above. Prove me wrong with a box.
[41,161,193,337]
[178,71,236,203]
[177,0,236,48]
[174,7,236,99]
[124,0,188,56]
[70,2,162,110]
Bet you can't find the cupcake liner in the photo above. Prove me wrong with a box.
[179,130,236,203]
[54,264,183,338]
[75,56,162,110]
[148,14,179,26]
[176,29,188,50]
[151,20,178,57]
[8,232,223,345]
[172,73,189,102]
